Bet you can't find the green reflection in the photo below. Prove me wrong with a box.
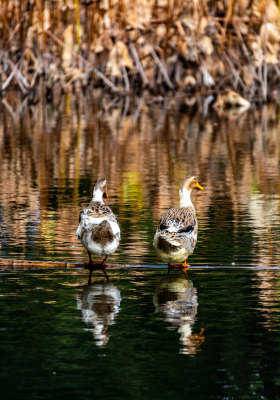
[1,269,280,399]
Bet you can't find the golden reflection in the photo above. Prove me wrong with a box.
[154,275,205,355]
[253,270,280,331]
[77,281,121,347]
[0,93,280,265]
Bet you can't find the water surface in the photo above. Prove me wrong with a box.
[0,93,280,266]
[1,94,280,399]
[1,268,280,400]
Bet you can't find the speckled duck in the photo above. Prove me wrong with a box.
[153,176,204,278]
[76,179,120,282]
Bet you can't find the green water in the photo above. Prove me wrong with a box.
[1,95,280,399]
[1,268,280,400]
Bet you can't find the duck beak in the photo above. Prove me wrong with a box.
[196,182,204,191]
[103,192,109,199]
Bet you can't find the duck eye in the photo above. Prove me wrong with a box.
[191,180,197,189]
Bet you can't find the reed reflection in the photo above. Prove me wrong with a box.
[0,92,280,265]
[253,270,280,332]
[77,281,121,347]
[154,275,205,355]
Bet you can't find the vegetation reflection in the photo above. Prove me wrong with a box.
[0,93,280,265]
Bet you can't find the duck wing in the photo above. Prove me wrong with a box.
[85,201,118,224]
[157,207,197,236]
[77,201,120,239]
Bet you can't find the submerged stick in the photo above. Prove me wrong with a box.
[0,258,133,270]
[0,258,83,270]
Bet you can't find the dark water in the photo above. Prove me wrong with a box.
[1,94,280,399]
[0,93,280,266]
[1,268,280,400]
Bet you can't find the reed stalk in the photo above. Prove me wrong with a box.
[75,0,82,49]
[0,0,279,102]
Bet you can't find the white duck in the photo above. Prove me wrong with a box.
[153,176,204,278]
[76,179,120,282]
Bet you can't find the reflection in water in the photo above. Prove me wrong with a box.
[154,275,205,355]
[3,269,280,399]
[0,92,280,266]
[253,269,280,331]
[77,281,121,347]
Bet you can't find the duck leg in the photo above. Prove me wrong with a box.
[101,255,110,280]
[85,251,110,285]
[167,260,190,279]
[102,255,108,264]
[88,252,96,265]
[86,252,95,284]
[88,267,93,284]
[85,252,110,283]
[181,260,189,280]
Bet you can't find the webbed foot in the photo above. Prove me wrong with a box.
[167,260,190,279]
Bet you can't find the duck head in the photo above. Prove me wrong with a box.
[179,176,204,207]
[92,178,109,203]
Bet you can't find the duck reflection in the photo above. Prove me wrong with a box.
[77,281,121,347]
[154,275,205,355]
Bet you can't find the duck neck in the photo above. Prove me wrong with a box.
[179,188,194,208]
[92,189,104,204]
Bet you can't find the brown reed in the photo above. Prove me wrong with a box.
[0,0,279,103]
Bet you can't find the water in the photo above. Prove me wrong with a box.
[1,268,280,400]
[1,93,280,266]
[1,93,280,399]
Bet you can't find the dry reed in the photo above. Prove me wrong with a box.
[0,0,280,104]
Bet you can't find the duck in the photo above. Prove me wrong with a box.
[153,176,204,278]
[76,179,120,283]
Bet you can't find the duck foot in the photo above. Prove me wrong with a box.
[168,260,190,279]
[85,254,110,283]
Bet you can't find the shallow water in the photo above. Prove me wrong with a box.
[0,94,280,266]
[1,268,280,400]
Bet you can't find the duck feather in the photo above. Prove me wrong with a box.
[76,189,120,257]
